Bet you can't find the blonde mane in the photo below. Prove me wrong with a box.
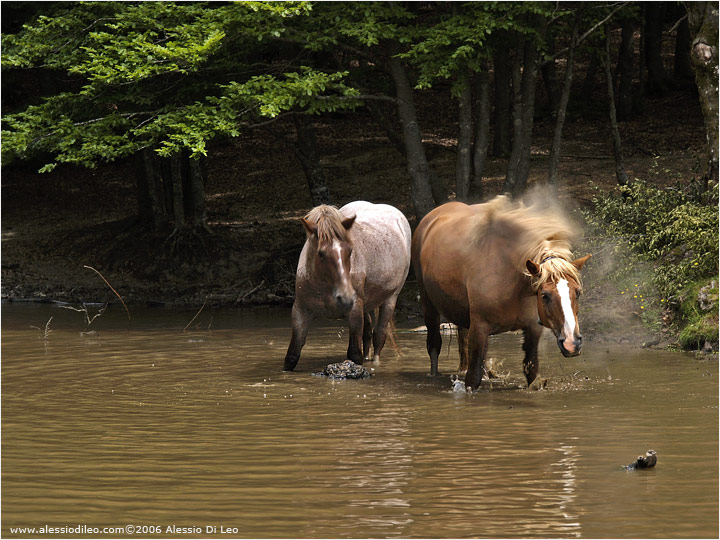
[305,205,351,243]
[472,195,582,290]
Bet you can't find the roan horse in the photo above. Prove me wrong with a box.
[284,201,411,370]
[411,195,591,391]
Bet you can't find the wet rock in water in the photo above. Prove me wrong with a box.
[313,360,370,380]
[625,450,657,470]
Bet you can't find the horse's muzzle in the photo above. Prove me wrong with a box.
[334,292,357,312]
[558,336,582,357]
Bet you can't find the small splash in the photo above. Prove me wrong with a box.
[450,374,468,393]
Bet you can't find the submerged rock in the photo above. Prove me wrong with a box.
[625,450,657,470]
[313,360,371,380]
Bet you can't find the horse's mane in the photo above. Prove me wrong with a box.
[472,195,582,290]
[305,205,351,243]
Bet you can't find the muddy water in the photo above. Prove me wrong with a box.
[2,304,718,539]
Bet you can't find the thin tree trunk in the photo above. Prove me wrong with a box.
[493,45,512,157]
[686,1,719,184]
[514,28,542,197]
[469,66,490,202]
[135,150,154,225]
[645,2,672,95]
[617,17,635,120]
[604,28,629,187]
[542,33,560,112]
[188,157,210,231]
[366,101,405,155]
[169,153,185,230]
[548,14,580,189]
[455,73,473,201]
[387,55,436,219]
[674,12,693,81]
[141,148,166,228]
[504,38,524,195]
[293,116,331,206]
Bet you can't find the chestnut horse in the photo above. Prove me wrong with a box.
[284,201,411,371]
[411,195,591,391]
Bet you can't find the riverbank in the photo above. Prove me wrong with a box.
[1,89,715,351]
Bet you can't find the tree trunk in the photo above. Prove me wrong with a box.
[366,101,405,155]
[617,17,636,121]
[504,38,524,195]
[674,11,694,81]
[686,1,719,184]
[135,150,154,225]
[387,55,436,219]
[455,73,473,201]
[169,153,185,231]
[188,157,210,231]
[293,116,331,206]
[514,30,542,197]
[140,148,167,228]
[469,66,490,202]
[504,22,543,198]
[604,28,629,187]
[492,43,512,157]
[644,2,672,95]
[548,14,580,188]
[581,50,601,102]
[541,33,560,112]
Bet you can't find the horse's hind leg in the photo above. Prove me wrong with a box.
[465,320,490,391]
[422,300,442,376]
[522,324,543,386]
[457,326,469,374]
[371,298,397,362]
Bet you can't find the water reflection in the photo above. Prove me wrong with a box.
[1,305,718,538]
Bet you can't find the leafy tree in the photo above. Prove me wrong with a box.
[2,1,361,231]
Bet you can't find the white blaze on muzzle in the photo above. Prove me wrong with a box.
[556,279,576,342]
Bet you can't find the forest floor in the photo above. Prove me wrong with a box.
[1,85,708,349]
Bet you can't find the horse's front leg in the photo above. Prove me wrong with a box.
[346,299,364,363]
[284,303,313,371]
[522,324,544,386]
[465,319,490,391]
[362,311,374,361]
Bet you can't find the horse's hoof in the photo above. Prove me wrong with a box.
[528,376,548,391]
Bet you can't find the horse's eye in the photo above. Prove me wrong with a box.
[318,250,326,259]
[541,292,551,303]
[576,290,581,298]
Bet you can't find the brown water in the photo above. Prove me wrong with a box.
[2,304,718,539]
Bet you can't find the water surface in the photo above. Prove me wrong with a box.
[2,304,717,538]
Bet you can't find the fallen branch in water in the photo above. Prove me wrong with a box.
[83,265,131,331]
[61,302,108,331]
[30,316,53,340]
[183,302,206,332]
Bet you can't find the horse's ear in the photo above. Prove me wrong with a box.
[301,218,318,237]
[526,259,541,277]
[572,254,592,270]
[341,215,356,230]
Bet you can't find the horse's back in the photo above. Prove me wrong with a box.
[340,201,411,305]
[413,200,526,328]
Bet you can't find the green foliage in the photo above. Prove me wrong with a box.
[1,1,354,169]
[587,181,718,301]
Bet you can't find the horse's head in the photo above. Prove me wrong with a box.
[302,212,357,312]
[526,254,592,357]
